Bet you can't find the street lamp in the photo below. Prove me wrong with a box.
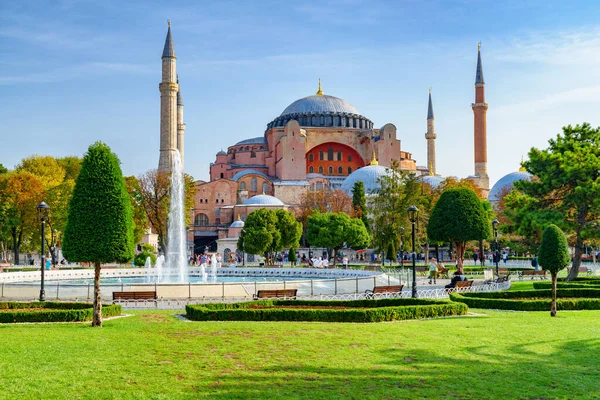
[399,226,405,266]
[408,205,419,298]
[381,232,385,267]
[37,201,50,301]
[241,229,246,267]
[492,219,499,276]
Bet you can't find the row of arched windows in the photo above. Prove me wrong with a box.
[199,198,226,204]
[194,213,222,226]
[308,165,352,175]
[308,149,350,162]
[239,179,269,193]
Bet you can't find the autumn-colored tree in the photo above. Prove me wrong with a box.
[297,188,354,243]
[0,172,45,264]
[136,169,196,254]
[438,177,485,199]
[124,176,149,244]
[16,155,66,190]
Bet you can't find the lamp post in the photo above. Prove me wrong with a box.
[399,226,405,266]
[37,201,50,301]
[408,205,419,298]
[492,219,499,276]
[381,232,385,267]
[241,229,246,267]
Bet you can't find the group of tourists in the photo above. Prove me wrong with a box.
[188,253,222,268]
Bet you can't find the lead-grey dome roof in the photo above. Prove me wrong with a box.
[280,95,361,117]
[242,194,285,206]
[488,171,532,202]
[420,175,445,189]
[340,165,393,195]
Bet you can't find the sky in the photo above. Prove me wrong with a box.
[1,0,600,188]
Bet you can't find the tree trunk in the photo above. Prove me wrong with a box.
[550,271,557,317]
[332,248,338,267]
[92,261,103,327]
[12,228,20,266]
[455,241,466,274]
[567,233,584,281]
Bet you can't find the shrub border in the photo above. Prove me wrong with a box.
[0,302,122,323]
[449,289,600,311]
[186,298,468,323]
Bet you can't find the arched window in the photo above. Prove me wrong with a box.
[308,166,314,173]
[337,151,342,161]
[328,146,333,161]
[220,173,224,179]
[239,181,247,191]
[318,166,324,174]
[348,167,352,174]
[262,182,269,193]
[221,199,224,203]
[309,153,314,162]
[215,199,219,203]
[200,199,203,203]
[348,155,352,162]
[195,213,209,226]
[241,213,247,221]
[328,166,333,174]
[215,218,221,225]
[251,178,257,192]
[338,166,343,174]
[316,182,323,190]
[319,151,324,161]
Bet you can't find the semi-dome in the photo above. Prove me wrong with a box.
[488,170,532,202]
[420,175,445,189]
[242,194,285,206]
[232,169,271,181]
[340,165,393,194]
[216,149,227,156]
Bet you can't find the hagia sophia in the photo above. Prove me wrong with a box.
[156,23,530,257]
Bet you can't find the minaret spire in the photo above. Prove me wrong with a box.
[176,75,186,169]
[471,42,489,192]
[425,88,437,176]
[158,21,179,172]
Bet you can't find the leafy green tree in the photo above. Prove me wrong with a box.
[276,209,302,250]
[134,251,157,267]
[56,156,82,181]
[16,155,66,190]
[63,142,134,327]
[538,224,571,317]
[352,181,369,228]
[0,163,7,175]
[306,212,370,266]
[427,188,491,273]
[288,247,297,266]
[506,123,600,280]
[124,176,149,244]
[386,242,395,263]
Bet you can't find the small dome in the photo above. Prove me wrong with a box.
[242,194,285,206]
[488,171,533,202]
[216,150,226,156]
[230,219,245,228]
[340,165,393,194]
[235,137,267,146]
[280,95,361,117]
[420,175,445,189]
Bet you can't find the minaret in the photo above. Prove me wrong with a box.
[158,20,179,172]
[425,88,437,176]
[176,75,186,169]
[471,42,489,191]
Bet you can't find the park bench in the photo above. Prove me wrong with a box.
[253,289,298,300]
[495,275,510,284]
[112,291,157,301]
[365,285,404,299]
[436,265,449,279]
[415,266,428,277]
[445,280,473,293]
[520,270,546,280]
[364,265,381,271]
[567,266,593,275]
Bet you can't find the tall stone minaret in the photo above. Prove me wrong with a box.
[176,75,186,169]
[471,42,489,191]
[425,88,437,176]
[158,20,179,172]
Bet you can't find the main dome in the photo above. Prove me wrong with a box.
[280,95,361,117]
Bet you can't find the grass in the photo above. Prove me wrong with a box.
[1,308,600,399]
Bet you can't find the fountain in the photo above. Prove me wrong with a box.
[155,254,165,283]
[210,253,217,282]
[163,151,188,283]
[144,256,152,283]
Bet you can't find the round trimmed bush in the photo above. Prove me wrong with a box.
[134,252,156,267]
[0,302,122,323]
[186,298,468,323]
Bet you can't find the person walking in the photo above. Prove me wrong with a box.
[428,257,438,284]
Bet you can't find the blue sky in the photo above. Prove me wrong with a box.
[1,0,600,188]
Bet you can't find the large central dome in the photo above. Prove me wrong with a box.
[280,94,361,117]
[266,82,373,131]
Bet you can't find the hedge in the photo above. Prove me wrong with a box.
[186,298,468,323]
[449,289,600,311]
[533,282,600,290]
[0,302,121,323]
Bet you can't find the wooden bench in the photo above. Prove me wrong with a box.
[567,266,593,275]
[112,291,157,301]
[520,270,546,280]
[364,265,381,271]
[365,285,404,299]
[415,266,428,277]
[445,280,473,293]
[253,289,298,300]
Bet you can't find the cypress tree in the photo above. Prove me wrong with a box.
[352,181,369,228]
[63,142,134,327]
[538,224,571,317]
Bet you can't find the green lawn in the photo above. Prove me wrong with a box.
[1,308,599,399]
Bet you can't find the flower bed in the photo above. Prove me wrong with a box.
[449,289,600,311]
[0,301,121,323]
[186,298,468,323]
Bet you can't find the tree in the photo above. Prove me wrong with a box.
[506,123,600,280]
[276,209,302,251]
[386,242,395,263]
[538,224,571,317]
[297,188,354,245]
[0,163,7,175]
[352,181,369,228]
[16,155,66,190]
[427,188,491,273]
[306,212,370,266]
[0,172,45,264]
[62,142,134,327]
[288,247,297,266]
[124,176,149,244]
[136,169,196,254]
[56,156,82,181]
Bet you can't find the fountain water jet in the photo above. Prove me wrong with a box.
[163,151,188,283]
